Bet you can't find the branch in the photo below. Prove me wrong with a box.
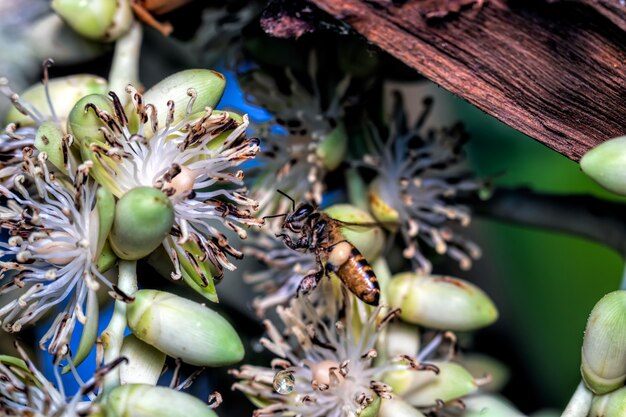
[305,0,626,161]
[470,188,626,254]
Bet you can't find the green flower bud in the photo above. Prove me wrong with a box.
[459,354,510,393]
[387,273,498,331]
[68,93,115,144]
[323,204,384,260]
[119,334,166,386]
[170,237,218,303]
[368,177,400,231]
[51,0,133,42]
[97,240,117,273]
[126,290,244,366]
[463,394,525,417]
[109,187,174,260]
[5,75,108,127]
[105,384,217,417]
[35,121,69,174]
[378,321,420,360]
[581,290,626,394]
[590,385,626,417]
[379,397,427,417]
[95,186,115,256]
[359,395,381,417]
[316,123,348,171]
[384,361,478,407]
[132,69,226,138]
[581,136,626,196]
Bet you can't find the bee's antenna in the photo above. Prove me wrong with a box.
[276,189,296,211]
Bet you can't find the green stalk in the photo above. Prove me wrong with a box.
[108,21,143,103]
[101,260,138,394]
[561,381,592,417]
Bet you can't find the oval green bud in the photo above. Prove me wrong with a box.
[590,385,626,417]
[96,240,117,273]
[68,94,115,144]
[379,321,420,360]
[126,290,244,366]
[458,354,510,393]
[35,121,68,173]
[384,361,478,407]
[368,177,400,231]
[51,0,133,42]
[135,69,226,138]
[379,397,427,417]
[581,290,626,394]
[109,187,174,260]
[106,384,217,417]
[323,204,384,260]
[387,273,498,331]
[119,334,166,386]
[5,75,108,127]
[95,186,115,256]
[316,123,348,171]
[581,136,626,196]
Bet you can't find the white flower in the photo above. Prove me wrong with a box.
[242,60,350,218]
[232,284,413,417]
[0,151,111,354]
[363,94,483,274]
[83,86,262,281]
[0,343,124,417]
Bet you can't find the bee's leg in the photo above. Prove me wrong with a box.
[276,233,308,251]
[296,269,324,298]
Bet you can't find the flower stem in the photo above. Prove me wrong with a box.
[101,260,138,394]
[108,21,143,103]
[561,381,592,417]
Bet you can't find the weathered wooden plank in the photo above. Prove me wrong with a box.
[308,0,626,161]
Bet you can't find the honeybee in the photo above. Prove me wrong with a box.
[265,191,380,306]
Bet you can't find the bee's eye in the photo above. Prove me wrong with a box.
[294,204,313,219]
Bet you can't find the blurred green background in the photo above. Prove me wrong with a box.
[447,87,622,409]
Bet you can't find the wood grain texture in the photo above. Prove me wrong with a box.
[308,0,626,161]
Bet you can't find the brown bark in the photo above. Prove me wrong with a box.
[307,0,626,161]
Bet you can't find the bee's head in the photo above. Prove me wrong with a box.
[284,203,315,232]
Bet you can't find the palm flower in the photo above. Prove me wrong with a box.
[80,83,263,285]
[241,58,350,218]
[231,283,433,417]
[0,66,107,188]
[363,93,484,274]
[0,343,124,416]
[0,151,112,355]
[243,232,317,317]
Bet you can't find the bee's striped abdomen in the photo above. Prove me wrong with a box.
[336,247,380,306]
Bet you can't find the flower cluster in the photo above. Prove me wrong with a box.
[81,82,263,282]
[232,282,410,417]
[0,67,263,355]
[241,58,350,218]
[362,93,484,274]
